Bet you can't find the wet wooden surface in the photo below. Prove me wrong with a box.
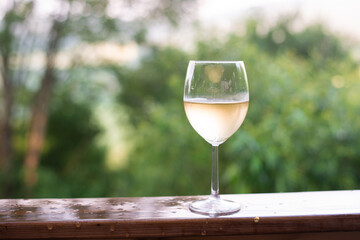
[1,190,360,239]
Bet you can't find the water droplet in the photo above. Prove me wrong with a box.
[47,224,53,231]
[110,225,115,232]
[75,222,81,228]
[254,217,260,223]
[201,230,206,236]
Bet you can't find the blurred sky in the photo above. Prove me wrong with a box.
[197,0,360,40]
[2,0,359,50]
[2,0,359,38]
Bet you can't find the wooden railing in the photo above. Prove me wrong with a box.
[1,190,360,239]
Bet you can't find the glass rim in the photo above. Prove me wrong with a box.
[189,60,244,64]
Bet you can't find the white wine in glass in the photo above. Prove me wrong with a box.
[184,61,249,216]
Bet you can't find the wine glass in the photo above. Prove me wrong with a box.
[184,61,249,216]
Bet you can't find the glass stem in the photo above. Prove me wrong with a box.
[211,145,220,199]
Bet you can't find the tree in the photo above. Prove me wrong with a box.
[0,0,34,195]
[0,0,196,197]
[24,14,67,190]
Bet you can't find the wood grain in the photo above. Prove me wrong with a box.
[1,190,360,239]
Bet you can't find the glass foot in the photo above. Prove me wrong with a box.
[189,196,241,216]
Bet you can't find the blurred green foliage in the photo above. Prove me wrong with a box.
[111,22,360,196]
[1,2,360,198]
